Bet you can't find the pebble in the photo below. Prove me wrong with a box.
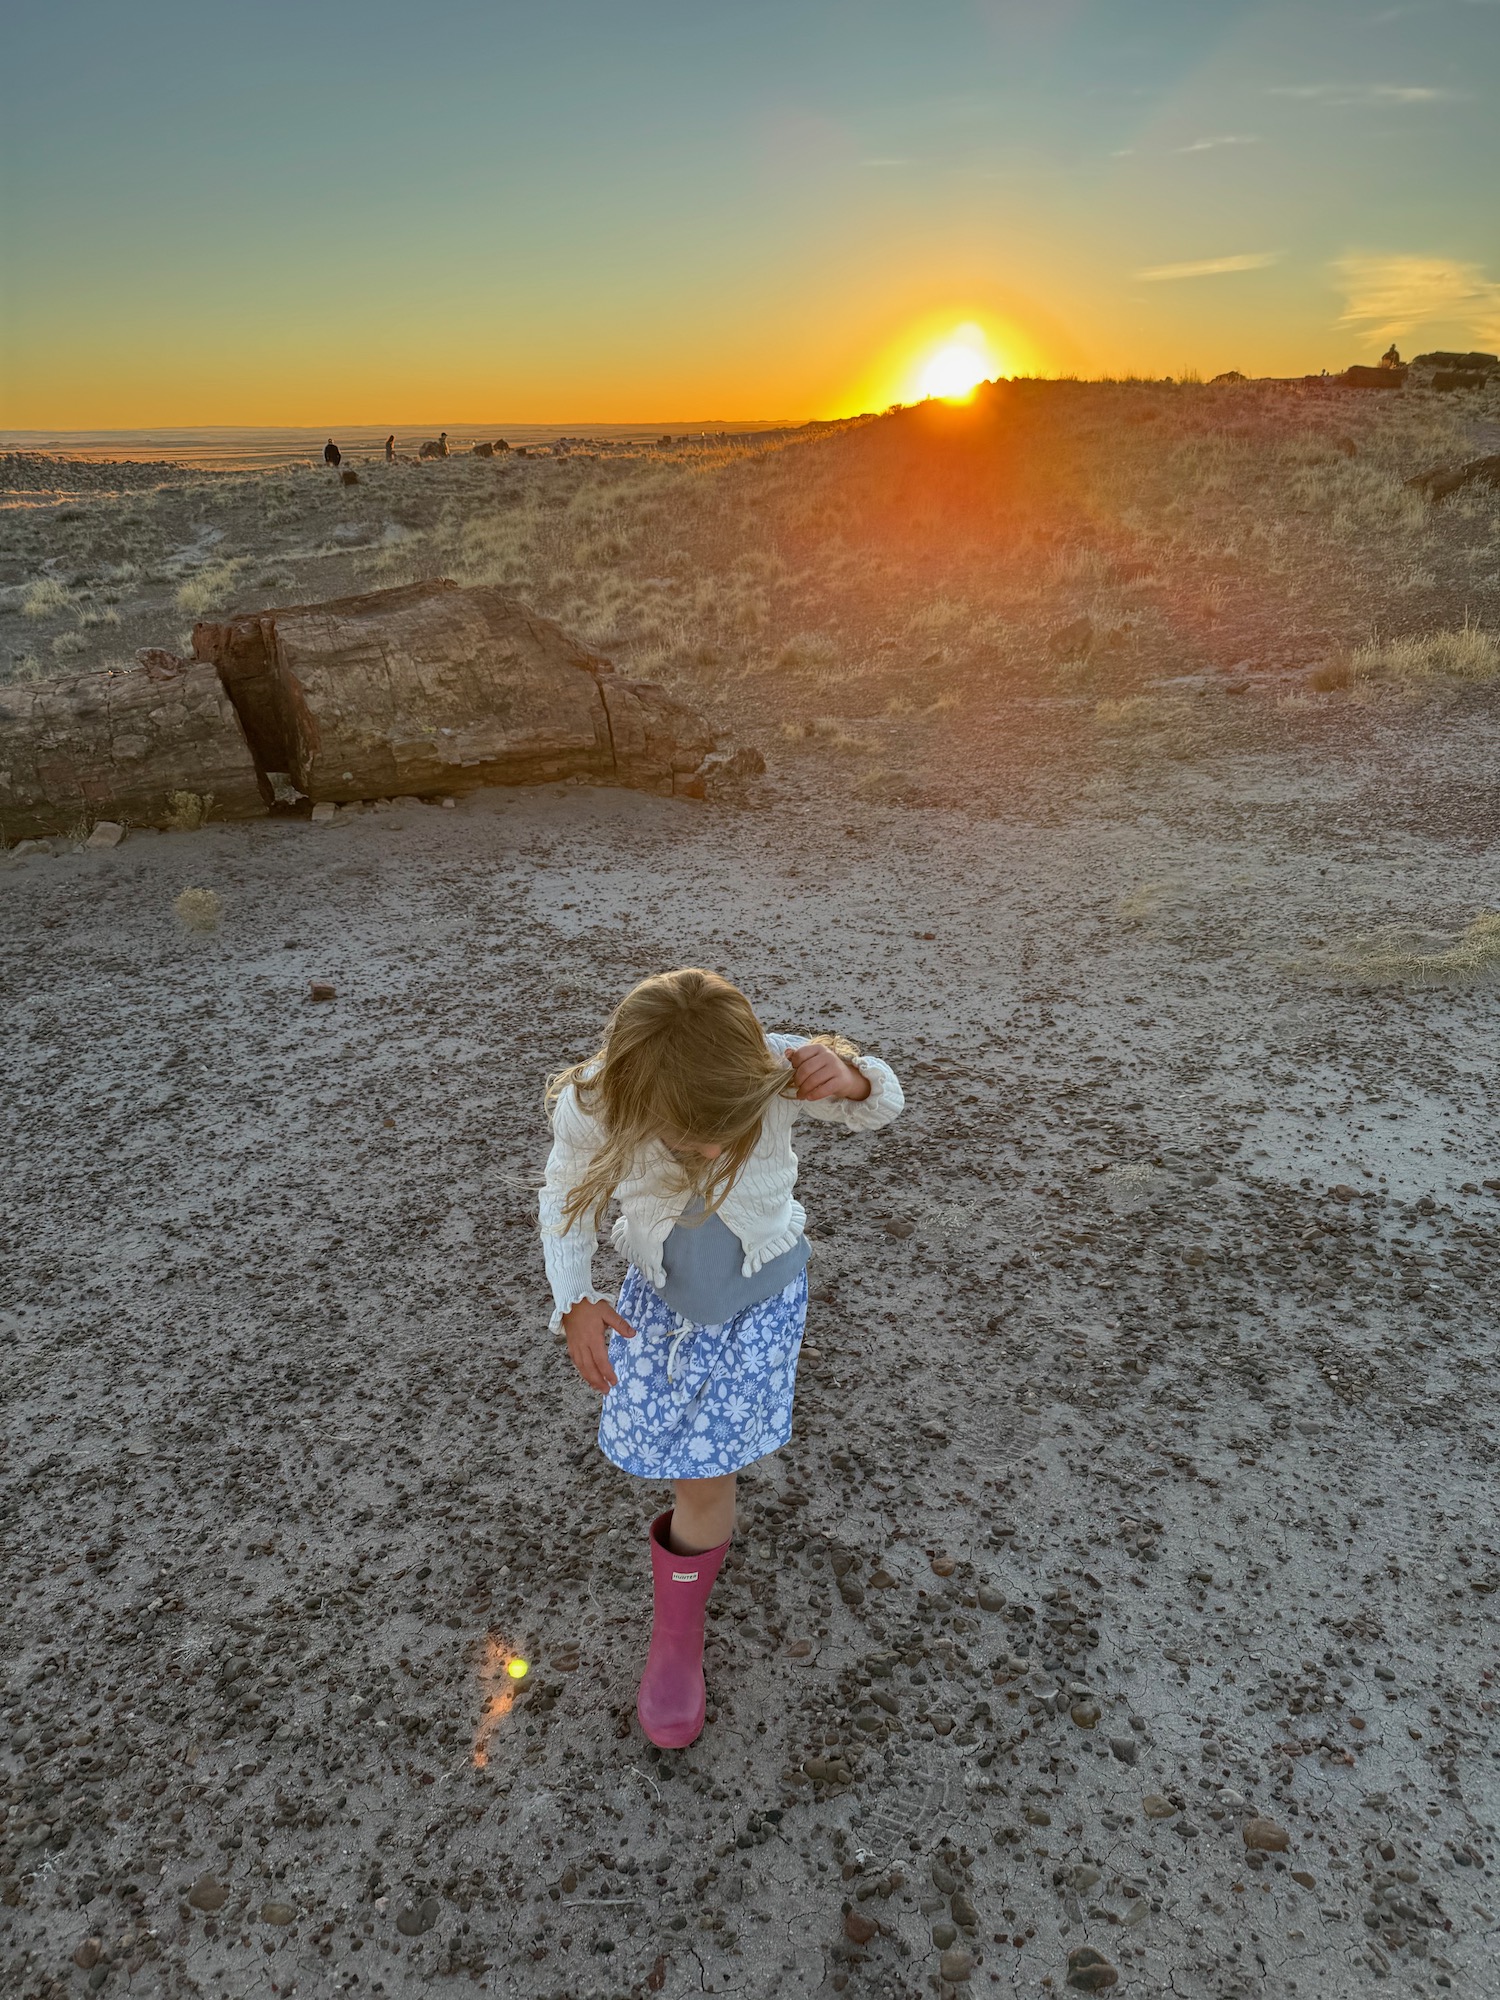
[938,1946,975,1982]
[309,981,337,1002]
[72,1939,102,1970]
[977,1584,1005,1612]
[396,1895,440,1936]
[882,1217,915,1239]
[1243,1817,1290,1852]
[932,1920,958,1947]
[187,1876,229,1912]
[260,1901,295,1926]
[951,1891,977,1928]
[1108,1736,1138,1765]
[310,802,337,823]
[930,1863,957,1894]
[843,1910,879,1946]
[1142,1795,1176,1819]
[931,1553,956,1577]
[1071,1701,1101,1728]
[1067,1943,1120,1991]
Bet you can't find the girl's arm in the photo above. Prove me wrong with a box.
[537,1083,614,1334]
[769,1032,905,1131]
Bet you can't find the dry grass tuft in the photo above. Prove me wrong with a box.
[164,792,215,832]
[174,561,246,618]
[21,578,71,618]
[1094,695,1165,727]
[775,631,839,670]
[173,885,222,931]
[1353,618,1499,683]
[1310,911,1500,984]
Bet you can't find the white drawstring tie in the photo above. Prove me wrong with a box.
[666,1324,693,1386]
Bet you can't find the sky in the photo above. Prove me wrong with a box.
[2,0,1498,425]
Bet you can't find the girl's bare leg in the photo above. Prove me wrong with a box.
[669,1473,737,1553]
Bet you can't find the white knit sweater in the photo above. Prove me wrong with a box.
[538,1033,904,1332]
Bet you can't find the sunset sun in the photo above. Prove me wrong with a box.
[917,339,993,402]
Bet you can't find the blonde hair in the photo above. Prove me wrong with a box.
[546,968,857,1232]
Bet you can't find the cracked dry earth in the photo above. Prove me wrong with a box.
[3,738,1498,2000]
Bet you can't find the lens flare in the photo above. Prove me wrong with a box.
[472,1636,530,1767]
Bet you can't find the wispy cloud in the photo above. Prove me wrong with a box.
[860,157,911,168]
[1336,254,1500,341]
[1137,253,1278,281]
[1175,134,1261,153]
[1270,82,1457,105]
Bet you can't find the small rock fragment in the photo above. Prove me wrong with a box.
[1291,1870,1316,1889]
[1108,1736,1138,1765]
[72,1940,102,1970]
[1243,1817,1290,1852]
[188,1876,229,1912]
[309,981,337,1002]
[930,1554,955,1578]
[260,1901,295,1926]
[1142,1795,1176,1819]
[309,802,337,823]
[396,1895,440,1936]
[951,1890,978,1928]
[843,1910,879,1945]
[931,1920,958,1948]
[86,821,124,849]
[1071,1701,1101,1728]
[882,1217,915,1239]
[1066,1943,1119,1991]
[939,1947,975,1982]
[977,1583,1005,1612]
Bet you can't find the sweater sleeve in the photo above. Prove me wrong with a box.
[768,1032,905,1132]
[537,1083,613,1334]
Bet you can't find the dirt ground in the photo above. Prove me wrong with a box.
[3,394,1500,2000]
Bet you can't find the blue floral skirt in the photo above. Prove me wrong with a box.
[597,1264,808,1480]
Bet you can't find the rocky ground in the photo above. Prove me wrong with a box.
[3,664,1499,2000]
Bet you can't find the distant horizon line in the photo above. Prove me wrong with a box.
[1,419,807,438]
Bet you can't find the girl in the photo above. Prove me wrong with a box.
[538,968,903,1749]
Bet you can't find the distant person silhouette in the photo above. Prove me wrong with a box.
[324,439,342,467]
[385,434,395,461]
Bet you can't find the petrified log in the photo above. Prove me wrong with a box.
[1338,364,1407,389]
[1411,350,1499,371]
[193,579,713,803]
[1405,453,1500,502]
[0,657,266,840]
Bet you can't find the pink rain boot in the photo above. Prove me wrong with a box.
[637,1510,729,1749]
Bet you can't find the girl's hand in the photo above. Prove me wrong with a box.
[563,1298,637,1392]
[788,1042,870,1102]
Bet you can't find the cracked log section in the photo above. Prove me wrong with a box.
[0,660,264,841]
[0,581,716,839]
[193,579,715,805]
